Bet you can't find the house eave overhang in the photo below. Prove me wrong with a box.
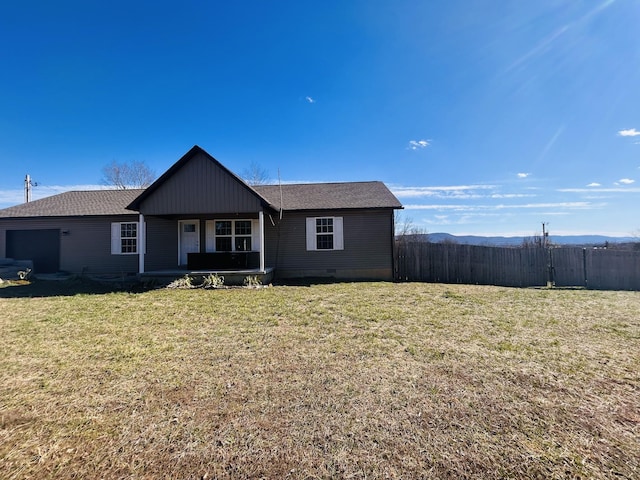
[125,145,277,213]
[0,213,140,221]
[276,206,403,214]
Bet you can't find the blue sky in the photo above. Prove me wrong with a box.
[1,0,639,236]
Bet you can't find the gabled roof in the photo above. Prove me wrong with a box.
[254,181,402,211]
[126,145,275,212]
[0,189,144,218]
[0,147,403,219]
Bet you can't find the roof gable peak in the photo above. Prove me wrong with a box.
[126,145,275,213]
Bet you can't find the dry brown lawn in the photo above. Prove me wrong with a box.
[1,280,639,479]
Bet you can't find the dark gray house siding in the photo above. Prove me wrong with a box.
[0,216,139,275]
[144,216,179,271]
[130,149,269,216]
[126,146,275,272]
[140,215,264,272]
[0,146,402,280]
[265,209,396,280]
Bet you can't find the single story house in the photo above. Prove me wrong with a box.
[0,146,403,281]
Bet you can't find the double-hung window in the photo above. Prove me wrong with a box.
[316,218,334,249]
[233,220,252,251]
[111,222,138,254]
[212,220,252,252]
[306,217,344,251]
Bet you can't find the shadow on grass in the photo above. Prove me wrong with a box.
[272,277,338,287]
[0,278,141,298]
[0,276,384,298]
[271,276,386,287]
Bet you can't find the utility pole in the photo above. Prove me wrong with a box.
[25,174,32,203]
[542,222,554,287]
[24,174,38,203]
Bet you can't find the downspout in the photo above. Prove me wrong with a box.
[138,213,145,274]
[259,210,265,273]
[391,209,397,281]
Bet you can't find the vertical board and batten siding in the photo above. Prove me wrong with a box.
[264,209,395,280]
[137,152,265,215]
[0,216,139,274]
[396,242,640,291]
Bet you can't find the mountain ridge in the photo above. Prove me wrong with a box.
[422,233,637,247]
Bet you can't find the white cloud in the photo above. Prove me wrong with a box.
[493,202,597,210]
[391,184,538,201]
[0,189,24,207]
[558,186,640,193]
[305,96,315,104]
[618,128,640,137]
[408,140,430,150]
[391,184,496,199]
[618,178,635,184]
[517,173,531,178]
[490,193,536,199]
[403,201,598,211]
[403,204,479,211]
[586,182,601,187]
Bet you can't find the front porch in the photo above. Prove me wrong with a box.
[139,267,275,286]
[138,212,270,276]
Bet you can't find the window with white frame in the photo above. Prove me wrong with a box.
[233,220,252,251]
[306,217,344,251]
[111,222,138,254]
[212,220,252,252]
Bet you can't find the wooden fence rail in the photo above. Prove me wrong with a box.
[395,242,640,291]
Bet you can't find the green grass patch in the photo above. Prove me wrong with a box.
[1,280,639,479]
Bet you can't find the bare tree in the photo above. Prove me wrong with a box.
[438,237,458,245]
[522,223,552,248]
[102,160,155,189]
[242,161,270,186]
[521,235,544,248]
[395,213,428,244]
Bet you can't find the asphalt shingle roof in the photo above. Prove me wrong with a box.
[0,189,145,218]
[254,181,402,211]
[0,182,401,219]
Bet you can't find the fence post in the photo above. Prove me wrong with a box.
[583,248,588,289]
[547,248,555,287]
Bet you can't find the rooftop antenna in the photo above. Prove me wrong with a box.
[24,174,38,203]
[278,167,283,220]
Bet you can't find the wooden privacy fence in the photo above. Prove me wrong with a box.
[395,242,640,291]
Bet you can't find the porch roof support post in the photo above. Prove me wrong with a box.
[259,210,265,273]
[138,213,145,274]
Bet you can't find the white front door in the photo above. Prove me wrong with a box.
[179,220,200,266]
